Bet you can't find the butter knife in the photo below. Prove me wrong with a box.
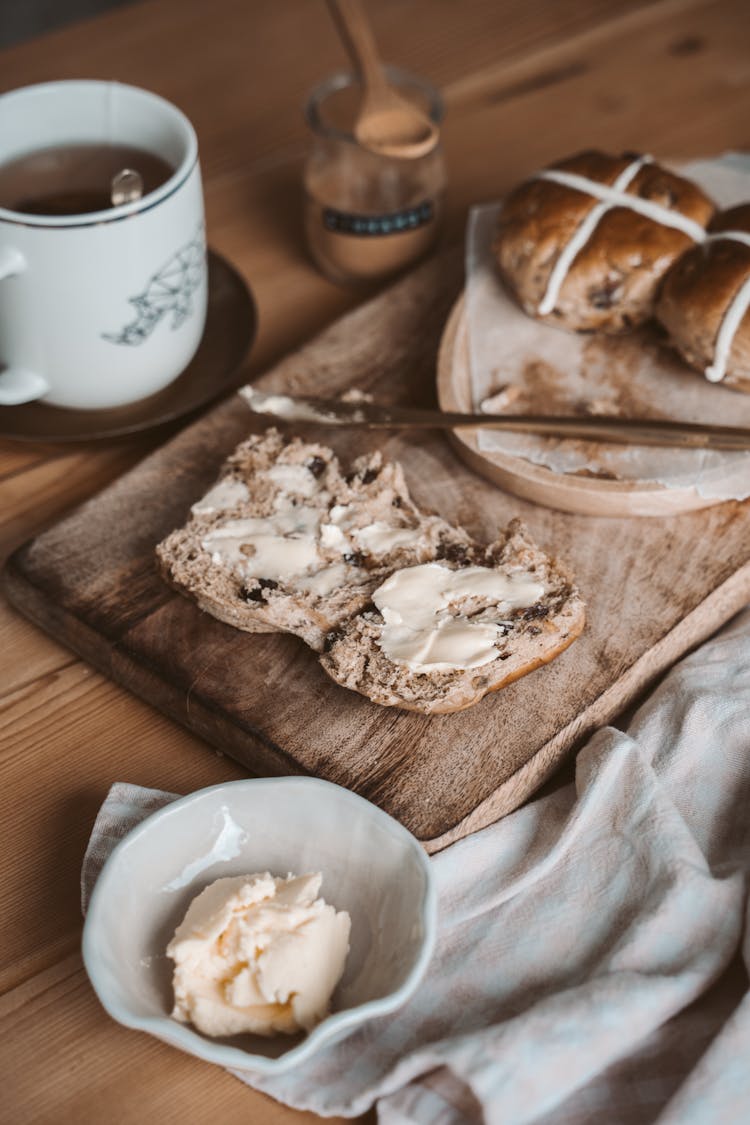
[240,387,750,452]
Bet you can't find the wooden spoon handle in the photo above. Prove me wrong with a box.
[326,0,388,94]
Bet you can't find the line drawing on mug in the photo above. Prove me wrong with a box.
[103,226,205,346]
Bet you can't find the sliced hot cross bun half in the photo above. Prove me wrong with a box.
[656,204,750,392]
[494,150,714,334]
[319,520,585,714]
[156,427,473,652]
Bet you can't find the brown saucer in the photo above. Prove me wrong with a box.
[0,250,255,442]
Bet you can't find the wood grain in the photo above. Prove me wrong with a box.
[1,954,363,1125]
[3,0,750,1121]
[7,249,750,853]
[0,444,142,558]
[0,658,251,996]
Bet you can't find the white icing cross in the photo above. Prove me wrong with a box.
[701,230,750,383]
[534,155,707,317]
[527,156,750,384]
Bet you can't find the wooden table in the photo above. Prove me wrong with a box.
[2,1,749,1120]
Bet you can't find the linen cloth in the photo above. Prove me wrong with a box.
[82,608,750,1123]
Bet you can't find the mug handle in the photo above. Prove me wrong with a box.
[0,248,50,405]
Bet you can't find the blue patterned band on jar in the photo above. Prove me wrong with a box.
[322,200,434,237]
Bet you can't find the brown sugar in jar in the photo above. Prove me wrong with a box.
[303,67,445,285]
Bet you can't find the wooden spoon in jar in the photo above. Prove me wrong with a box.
[327,0,439,159]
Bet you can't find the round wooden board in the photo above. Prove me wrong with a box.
[436,295,737,518]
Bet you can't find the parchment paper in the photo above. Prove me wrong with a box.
[466,155,750,499]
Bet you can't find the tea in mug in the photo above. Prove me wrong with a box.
[0,143,174,216]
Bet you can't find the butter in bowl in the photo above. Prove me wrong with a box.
[82,777,436,1074]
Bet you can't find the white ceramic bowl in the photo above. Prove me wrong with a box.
[82,777,436,1074]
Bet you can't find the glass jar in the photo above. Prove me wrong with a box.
[303,67,445,285]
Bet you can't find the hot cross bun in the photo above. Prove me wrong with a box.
[656,204,750,392]
[493,150,715,333]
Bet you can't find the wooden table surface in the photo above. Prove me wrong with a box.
[2,1,749,1120]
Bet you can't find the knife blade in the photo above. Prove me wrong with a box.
[239,386,750,452]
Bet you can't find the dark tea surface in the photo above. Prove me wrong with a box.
[0,143,174,216]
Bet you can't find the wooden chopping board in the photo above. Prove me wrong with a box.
[5,249,750,853]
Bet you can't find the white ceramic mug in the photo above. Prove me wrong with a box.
[0,80,207,409]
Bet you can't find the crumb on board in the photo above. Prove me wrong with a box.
[340,388,374,404]
[480,385,523,413]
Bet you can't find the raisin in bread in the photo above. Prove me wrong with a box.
[656,204,750,392]
[319,520,585,714]
[494,150,714,333]
[156,428,472,651]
